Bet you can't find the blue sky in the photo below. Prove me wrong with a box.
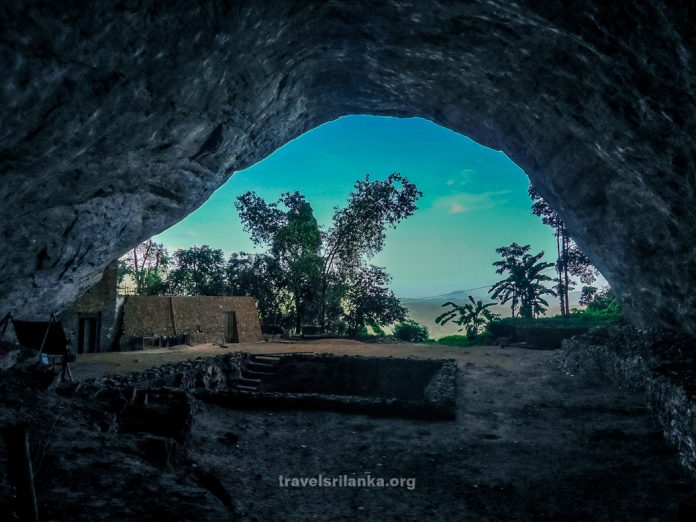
[154,115,560,298]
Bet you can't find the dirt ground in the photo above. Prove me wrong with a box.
[68,341,696,520]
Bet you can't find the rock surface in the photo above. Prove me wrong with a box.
[561,325,696,477]
[0,2,694,332]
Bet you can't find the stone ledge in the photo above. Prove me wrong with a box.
[560,326,696,475]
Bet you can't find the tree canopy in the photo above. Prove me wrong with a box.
[233,174,420,334]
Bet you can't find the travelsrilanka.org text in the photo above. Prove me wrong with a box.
[278,474,416,490]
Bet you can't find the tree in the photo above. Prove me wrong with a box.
[435,295,499,339]
[342,265,407,337]
[226,252,287,327]
[235,191,323,334]
[581,286,620,313]
[235,176,420,336]
[119,239,170,295]
[168,245,226,296]
[489,243,555,319]
[529,185,597,316]
[320,174,422,330]
[488,243,530,317]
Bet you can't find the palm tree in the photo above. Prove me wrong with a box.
[489,244,555,319]
[489,243,530,317]
[436,295,499,338]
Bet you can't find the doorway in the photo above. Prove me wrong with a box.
[226,312,239,343]
[78,314,100,354]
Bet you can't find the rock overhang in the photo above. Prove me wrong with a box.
[0,1,694,332]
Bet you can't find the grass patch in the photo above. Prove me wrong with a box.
[434,332,493,347]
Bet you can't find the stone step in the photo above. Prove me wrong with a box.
[246,361,276,372]
[242,369,274,378]
[238,377,262,386]
[249,355,281,364]
[234,384,258,392]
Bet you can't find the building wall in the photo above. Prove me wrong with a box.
[61,260,120,353]
[120,295,263,350]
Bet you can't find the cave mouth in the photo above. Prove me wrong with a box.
[1,1,693,337]
[153,115,573,299]
[143,114,606,341]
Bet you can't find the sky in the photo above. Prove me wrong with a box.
[153,115,561,299]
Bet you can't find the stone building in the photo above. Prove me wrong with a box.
[119,295,263,350]
[59,262,263,353]
[60,261,121,354]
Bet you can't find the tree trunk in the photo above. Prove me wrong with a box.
[562,227,570,316]
[319,276,327,333]
[294,293,303,335]
[556,227,566,317]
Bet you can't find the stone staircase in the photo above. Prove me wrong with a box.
[231,354,282,392]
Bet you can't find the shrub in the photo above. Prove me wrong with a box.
[393,321,429,342]
[436,332,492,347]
[486,305,623,335]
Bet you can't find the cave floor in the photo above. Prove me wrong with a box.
[6,342,696,520]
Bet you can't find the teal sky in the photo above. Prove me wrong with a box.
[154,115,560,298]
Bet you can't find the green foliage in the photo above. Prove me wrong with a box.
[235,191,323,333]
[435,332,492,347]
[226,253,289,327]
[342,265,407,337]
[121,175,421,338]
[168,245,226,296]
[235,175,420,336]
[320,173,422,329]
[368,321,386,337]
[529,184,598,317]
[435,295,499,339]
[393,320,430,342]
[487,306,622,332]
[489,243,555,318]
[583,286,621,314]
[119,239,170,295]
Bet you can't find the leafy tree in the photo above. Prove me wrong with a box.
[342,265,407,337]
[119,239,170,295]
[320,174,421,329]
[168,245,226,296]
[435,295,499,339]
[579,285,599,306]
[529,185,597,316]
[226,252,288,327]
[393,320,430,342]
[582,286,621,313]
[489,243,555,319]
[235,176,420,336]
[235,191,323,334]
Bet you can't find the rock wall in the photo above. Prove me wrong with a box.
[0,2,695,333]
[120,295,263,349]
[560,326,696,476]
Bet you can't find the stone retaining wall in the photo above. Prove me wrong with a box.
[71,352,457,421]
[560,326,696,476]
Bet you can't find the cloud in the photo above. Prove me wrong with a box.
[435,190,511,214]
[458,168,475,185]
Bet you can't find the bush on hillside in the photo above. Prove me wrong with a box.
[393,321,429,342]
